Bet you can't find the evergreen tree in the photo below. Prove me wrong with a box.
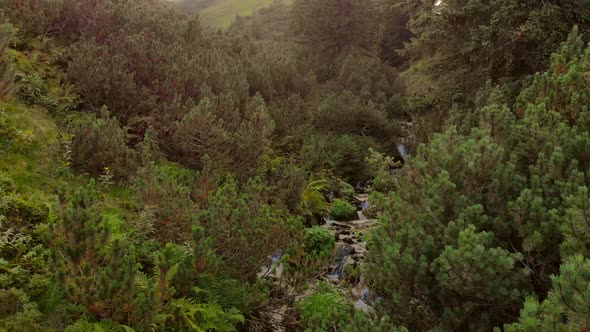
[198,177,302,281]
[174,94,274,180]
[69,109,138,179]
[504,255,590,331]
[366,29,590,330]
[53,181,137,324]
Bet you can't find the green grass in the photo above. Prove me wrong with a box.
[199,0,291,27]
[0,100,60,189]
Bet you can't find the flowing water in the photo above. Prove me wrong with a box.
[321,193,377,312]
[256,192,379,329]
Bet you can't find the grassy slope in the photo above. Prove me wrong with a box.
[199,0,292,27]
[2,44,136,235]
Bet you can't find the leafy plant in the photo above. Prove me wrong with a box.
[304,226,335,255]
[296,289,347,330]
[16,73,56,108]
[64,319,134,332]
[330,199,356,221]
[157,298,244,332]
[299,179,330,221]
[0,288,43,331]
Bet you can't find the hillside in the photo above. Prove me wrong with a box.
[4,0,590,331]
[171,0,291,27]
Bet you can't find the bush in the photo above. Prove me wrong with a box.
[0,191,50,227]
[334,310,408,332]
[16,73,58,110]
[0,288,43,331]
[296,289,347,329]
[326,178,355,200]
[366,148,399,193]
[68,109,137,179]
[198,178,302,281]
[300,134,378,183]
[304,226,335,255]
[331,199,356,221]
[134,162,197,243]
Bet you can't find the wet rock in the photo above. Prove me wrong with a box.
[353,194,370,210]
[258,263,284,279]
[340,256,361,284]
[351,278,369,300]
[339,235,356,245]
[335,244,354,260]
[351,253,365,261]
[331,221,352,229]
[342,256,356,269]
[354,299,373,313]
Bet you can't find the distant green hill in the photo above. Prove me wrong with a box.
[171,0,291,27]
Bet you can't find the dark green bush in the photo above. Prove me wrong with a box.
[69,109,137,179]
[331,199,356,221]
[134,162,197,243]
[0,192,50,227]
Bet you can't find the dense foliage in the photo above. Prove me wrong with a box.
[366,28,590,331]
[2,0,590,330]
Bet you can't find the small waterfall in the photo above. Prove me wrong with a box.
[397,144,407,159]
[323,217,335,226]
[360,200,370,210]
[357,210,367,222]
[328,244,354,281]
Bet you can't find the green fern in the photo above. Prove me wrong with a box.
[64,319,135,332]
[193,276,254,314]
[161,298,244,332]
[299,179,330,218]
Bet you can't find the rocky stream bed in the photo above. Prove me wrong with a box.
[254,192,379,330]
[322,193,377,313]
